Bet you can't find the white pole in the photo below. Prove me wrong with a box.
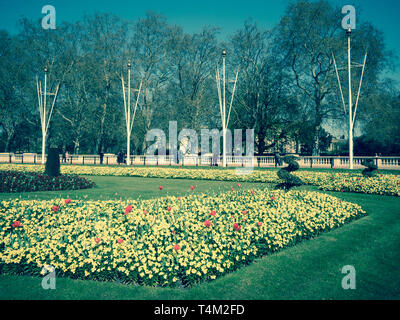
[37,66,59,165]
[332,53,347,115]
[353,52,368,126]
[222,51,227,167]
[127,64,131,166]
[42,67,47,165]
[122,62,142,166]
[347,29,354,170]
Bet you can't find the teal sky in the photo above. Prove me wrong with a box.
[0,0,399,83]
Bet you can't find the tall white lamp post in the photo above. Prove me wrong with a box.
[121,61,142,166]
[216,49,239,167]
[36,66,60,164]
[333,29,367,170]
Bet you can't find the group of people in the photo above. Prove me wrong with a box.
[61,150,105,164]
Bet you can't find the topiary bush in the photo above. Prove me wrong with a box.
[276,156,303,190]
[361,159,378,178]
[45,148,61,177]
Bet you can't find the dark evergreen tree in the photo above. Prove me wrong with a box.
[45,148,61,177]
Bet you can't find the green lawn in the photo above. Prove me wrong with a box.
[0,175,399,300]
[0,175,268,201]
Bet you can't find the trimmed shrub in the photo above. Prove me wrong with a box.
[361,159,378,178]
[276,156,303,190]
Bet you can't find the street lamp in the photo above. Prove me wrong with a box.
[36,66,60,165]
[121,61,142,166]
[332,30,367,170]
[346,28,354,169]
[216,49,239,167]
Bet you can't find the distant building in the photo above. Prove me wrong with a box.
[328,135,346,154]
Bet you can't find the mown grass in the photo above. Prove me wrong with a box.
[0,175,399,300]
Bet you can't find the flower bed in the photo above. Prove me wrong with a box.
[0,189,366,287]
[0,164,399,196]
[0,170,95,193]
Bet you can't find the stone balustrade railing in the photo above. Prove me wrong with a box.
[1,153,399,170]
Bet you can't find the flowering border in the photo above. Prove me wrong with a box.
[0,188,366,287]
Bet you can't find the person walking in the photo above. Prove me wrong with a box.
[99,152,104,165]
[117,151,123,165]
[274,152,280,167]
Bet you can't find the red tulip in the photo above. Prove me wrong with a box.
[12,221,22,228]
[242,210,247,215]
[143,209,148,215]
[52,205,59,212]
[251,190,255,195]
[94,238,101,244]
[237,183,241,187]
[257,222,263,227]
[125,205,133,215]
[117,238,124,244]
[173,244,181,251]
[210,210,216,216]
[159,186,164,190]
[233,223,241,231]
[271,196,275,201]
[64,199,71,204]
[167,207,172,212]
[204,220,211,227]
[177,197,182,200]
[190,185,195,190]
